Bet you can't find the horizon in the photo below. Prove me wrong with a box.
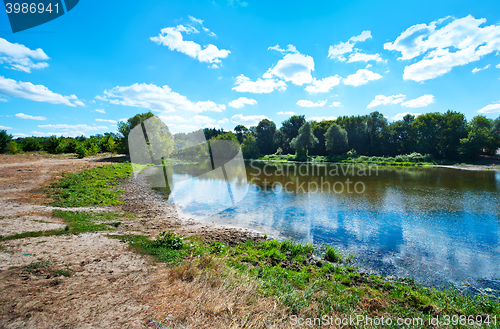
[1,0,500,137]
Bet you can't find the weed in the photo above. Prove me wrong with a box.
[55,269,72,277]
[324,245,343,263]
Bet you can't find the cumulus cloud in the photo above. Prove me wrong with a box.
[329,102,342,107]
[192,115,216,124]
[401,94,434,108]
[478,101,500,114]
[98,82,226,113]
[391,112,422,121]
[496,64,500,69]
[218,118,229,123]
[38,124,108,131]
[367,94,406,108]
[0,125,12,129]
[472,64,490,73]
[308,116,337,121]
[159,115,189,123]
[15,113,46,120]
[232,74,286,93]
[278,111,295,115]
[343,69,382,86]
[328,31,371,61]
[95,118,117,123]
[150,23,229,65]
[231,114,269,126]
[384,15,500,82]
[0,38,49,73]
[268,44,298,53]
[94,109,105,113]
[296,99,327,107]
[266,50,315,85]
[228,97,257,108]
[305,75,341,93]
[0,76,83,107]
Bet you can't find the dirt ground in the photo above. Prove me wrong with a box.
[0,153,264,329]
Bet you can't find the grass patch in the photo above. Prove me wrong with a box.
[47,163,132,207]
[115,232,500,327]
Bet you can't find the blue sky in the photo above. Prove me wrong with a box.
[1,0,500,137]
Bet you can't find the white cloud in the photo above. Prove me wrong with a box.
[0,76,82,107]
[296,99,327,107]
[95,109,105,113]
[12,133,28,137]
[385,15,500,82]
[343,69,382,86]
[347,52,384,63]
[232,74,286,93]
[218,118,229,123]
[366,64,372,68]
[308,116,337,121]
[15,113,46,120]
[204,123,221,129]
[0,38,49,73]
[228,97,257,108]
[401,94,434,108]
[0,125,12,129]
[472,64,491,73]
[391,112,422,121]
[305,75,341,93]
[192,115,216,124]
[367,94,406,108]
[231,114,269,126]
[329,102,342,107]
[328,31,372,61]
[159,115,189,123]
[478,101,500,114]
[277,111,295,115]
[38,124,108,131]
[95,118,117,123]
[119,118,128,122]
[266,51,315,85]
[98,82,225,113]
[188,15,203,25]
[496,63,500,69]
[268,44,298,54]
[150,24,229,65]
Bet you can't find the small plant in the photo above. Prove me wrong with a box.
[75,144,88,158]
[55,269,72,277]
[324,245,343,263]
[210,241,226,254]
[152,230,184,250]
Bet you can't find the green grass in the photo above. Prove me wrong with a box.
[113,233,500,328]
[47,163,133,207]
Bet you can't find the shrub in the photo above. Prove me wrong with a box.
[21,137,41,152]
[6,141,22,154]
[152,230,184,250]
[75,144,88,158]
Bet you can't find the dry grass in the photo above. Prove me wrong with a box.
[149,254,339,329]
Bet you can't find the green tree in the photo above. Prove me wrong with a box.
[439,110,467,160]
[21,137,41,152]
[208,132,240,160]
[234,125,248,144]
[325,123,349,155]
[0,130,13,153]
[411,113,443,157]
[255,119,277,155]
[290,122,318,158]
[118,112,155,154]
[310,120,335,156]
[279,115,306,154]
[459,115,496,159]
[6,140,21,154]
[241,135,260,159]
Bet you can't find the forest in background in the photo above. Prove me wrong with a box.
[1,110,500,163]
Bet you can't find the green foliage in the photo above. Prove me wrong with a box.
[241,135,260,159]
[255,119,277,155]
[6,140,21,154]
[75,144,88,158]
[290,122,318,159]
[279,115,306,154]
[0,130,12,153]
[152,230,185,249]
[208,132,240,159]
[48,163,132,207]
[21,137,41,152]
[325,123,349,155]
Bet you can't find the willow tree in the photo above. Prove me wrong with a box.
[290,122,318,158]
[325,123,349,155]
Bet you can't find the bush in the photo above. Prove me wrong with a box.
[21,137,41,152]
[6,141,22,154]
[75,144,88,158]
[152,230,184,250]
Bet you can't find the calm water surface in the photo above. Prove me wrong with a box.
[151,160,500,291]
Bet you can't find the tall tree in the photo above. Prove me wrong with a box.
[0,130,13,153]
[234,125,248,144]
[290,122,318,157]
[325,123,349,155]
[255,119,277,155]
[279,115,306,154]
[310,120,335,156]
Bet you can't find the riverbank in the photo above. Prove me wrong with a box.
[0,153,499,328]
